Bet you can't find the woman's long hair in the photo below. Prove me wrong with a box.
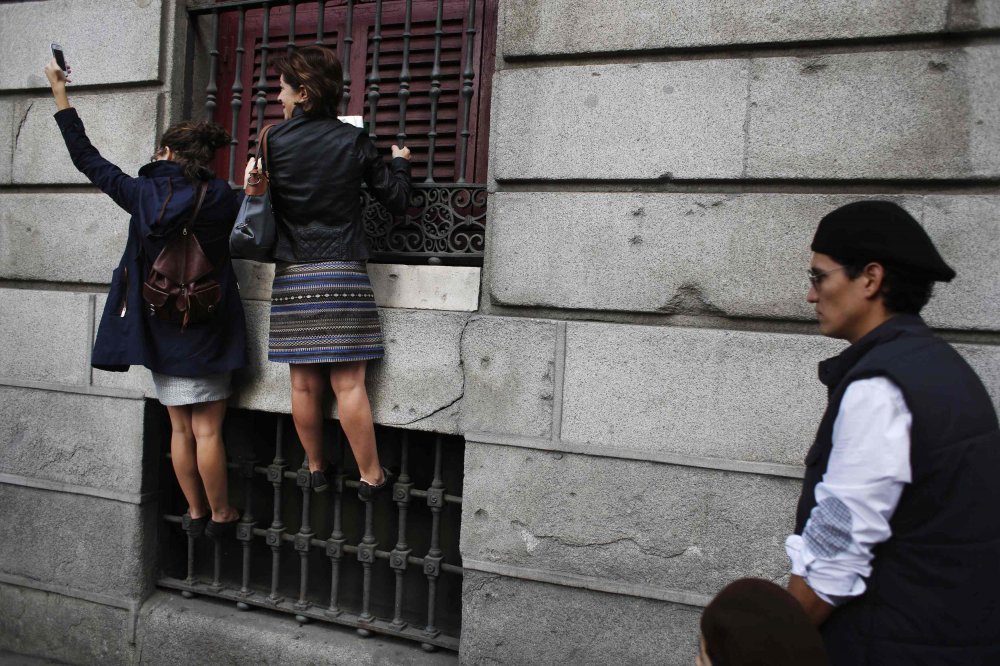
[271,45,344,118]
[157,121,230,181]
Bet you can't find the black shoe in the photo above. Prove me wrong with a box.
[183,512,208,538]
[358,466,394,502]
[205,513,240,539]
[312,465,334,493]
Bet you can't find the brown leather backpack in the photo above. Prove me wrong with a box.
[142,182,221,331]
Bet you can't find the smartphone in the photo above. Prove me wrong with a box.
[51,43,66,72]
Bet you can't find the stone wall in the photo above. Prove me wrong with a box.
[0,2,175,663]
[458,1,1000,663]
[0,1,474,663]
[1,1,999,665]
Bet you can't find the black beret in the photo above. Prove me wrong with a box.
[812,201,956,282]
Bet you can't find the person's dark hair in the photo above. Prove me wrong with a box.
[701,579,828,666]
[272,45,344,117]
[840,261,935,315]
[158,121,230,181]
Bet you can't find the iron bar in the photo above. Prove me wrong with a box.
[287,0,297,56]
[390,433,413,630]
[267,417,286,604]
[236,457,257,609]
[227,8,246,185]
[254,2,272,140]
[326,429,346,617]
[295,456,314,617]
[357,491,378,632]
[396,0,413,148]
[424,0,445,184]
[422,435,446,649]
[457,0,478,184]
[340,0,354,116]
[205,10,220,119]
[182,513,198,595]
[366,0,384,143]
[315,0,325,45]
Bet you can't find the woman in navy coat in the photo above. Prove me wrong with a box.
[45,59,247,537]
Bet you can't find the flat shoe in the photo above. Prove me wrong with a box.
[205,513,240,539]
[358,466,394,502]
[312,465,334,493]
[183,512,208,537]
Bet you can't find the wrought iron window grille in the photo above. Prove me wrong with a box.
[186,0,496,266]
[157,409,465,652]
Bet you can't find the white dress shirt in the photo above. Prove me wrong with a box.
[785,376,913,605]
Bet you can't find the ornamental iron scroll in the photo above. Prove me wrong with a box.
[362,183,487,263]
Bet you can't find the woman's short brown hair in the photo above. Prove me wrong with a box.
[272,45,344,117]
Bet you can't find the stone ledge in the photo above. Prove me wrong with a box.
[0,100,12,184]
[501,0,992,59]
[460,571,701,665]
[491,59,748,181]
[491,45,1000,181]
[0,485,156,602]
[485,192,1000,331]
[0,583,134,666]
[0,1,162,91]
[0,193,128,284]
[460,316,557,439]
[234,302,470,434]
[0,387,147,498]
[561,323,838,466]
[747,46,1000,179]
[0,289,92,387]
[461,442,801,598]
[136,592,456,666]
[12,92,159,185]
[235,261,482,312]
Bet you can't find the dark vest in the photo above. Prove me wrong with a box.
[795,315,1000,666]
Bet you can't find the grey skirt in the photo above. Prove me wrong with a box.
[150,371,233,407]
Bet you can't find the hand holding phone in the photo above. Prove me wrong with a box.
[51,43,67,71]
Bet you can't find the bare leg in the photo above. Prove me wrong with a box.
[330,361,383,484]
[166,405,207,519]
[191,399,237,523]
[289,363,329,473]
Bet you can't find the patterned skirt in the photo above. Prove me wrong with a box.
[268,260,385,364]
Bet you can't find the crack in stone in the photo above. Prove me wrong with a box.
[14,101,33,149]
[467,573,501,594]
[512,520,693,560]
[382,316,471,427]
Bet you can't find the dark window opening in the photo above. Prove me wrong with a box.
[155,406,465,651]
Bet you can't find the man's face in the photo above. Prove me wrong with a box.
[807,252,872,341]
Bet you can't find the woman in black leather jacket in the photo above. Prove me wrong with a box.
[254,46,411,498]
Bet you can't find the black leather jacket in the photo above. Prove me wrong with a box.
[266,108,411,261]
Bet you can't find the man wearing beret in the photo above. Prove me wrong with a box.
[784,200,1000,665]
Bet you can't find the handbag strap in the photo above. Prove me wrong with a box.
[257,124,275,177]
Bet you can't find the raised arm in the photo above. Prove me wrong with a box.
[44,58,140,212]
[357,134,412,215]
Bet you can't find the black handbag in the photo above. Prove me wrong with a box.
[230,124,277,262]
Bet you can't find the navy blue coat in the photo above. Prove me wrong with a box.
[55,108,247,377]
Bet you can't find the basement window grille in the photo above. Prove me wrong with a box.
[157,408,465,651]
